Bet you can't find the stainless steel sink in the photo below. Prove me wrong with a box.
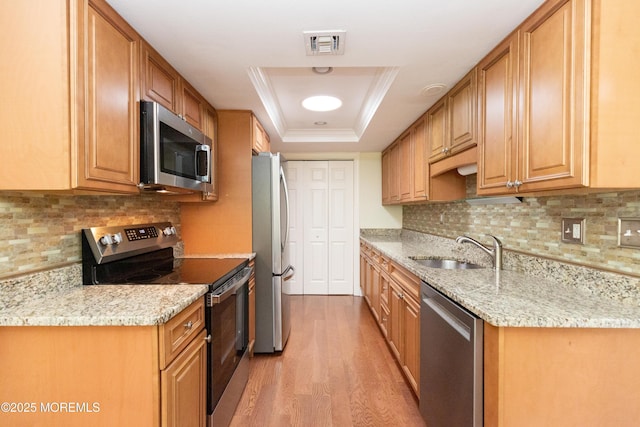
[408,256,483,270]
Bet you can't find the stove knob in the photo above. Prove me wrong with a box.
[163,226,177,236]
[112,233,123,244]
[99,234,114,246]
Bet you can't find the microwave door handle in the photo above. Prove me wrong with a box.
[195,145,211,182]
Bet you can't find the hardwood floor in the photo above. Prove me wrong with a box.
[230,295,425,427]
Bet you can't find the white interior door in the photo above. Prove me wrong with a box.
[283,161,303,294]
[287,160,355,295]
[303,162,329,294]
[328,161,354,294]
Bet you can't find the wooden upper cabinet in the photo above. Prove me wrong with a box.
[448,68,478,156]
[252,116,271,153]
[389,142,400,203]
[427,98,448,162]
[411,117,428,200]
[398,130,413,201]
[0,0,140,194]
[141,39,206,132]
[428,69,478,164]
[79,1,140,192]
[479,0,589,195]
[517,0,588,193]
[381,149,391,204]
[181,80,205,131]
[382,115,429,205]
[140,39,180,113]
[477,32,519,195]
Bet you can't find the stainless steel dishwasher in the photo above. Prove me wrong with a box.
[420,281,483,427]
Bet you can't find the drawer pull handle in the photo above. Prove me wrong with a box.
[204,334,212,343]
[184,321,193,329]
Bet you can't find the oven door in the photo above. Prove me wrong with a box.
[206,266,251,414]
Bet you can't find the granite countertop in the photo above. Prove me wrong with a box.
[0,281,209,327]
[361,233,640,328]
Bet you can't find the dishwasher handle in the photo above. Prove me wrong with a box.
[424,296,471,342]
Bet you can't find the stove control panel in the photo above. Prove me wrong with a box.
[82,222,179,264]
[125,226,159,241]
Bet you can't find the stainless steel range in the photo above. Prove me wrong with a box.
[82,222,251,427]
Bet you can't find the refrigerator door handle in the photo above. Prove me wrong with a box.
[280,165,290,252]
[283,265,295,282]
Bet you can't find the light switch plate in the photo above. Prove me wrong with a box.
[561,218,585,244]
[618,218,640,248]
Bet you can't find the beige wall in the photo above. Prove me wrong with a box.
[404,176,640,276]
[0,193,180,278]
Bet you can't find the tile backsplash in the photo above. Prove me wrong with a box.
[0,193,180,278]
[403,177,640,277]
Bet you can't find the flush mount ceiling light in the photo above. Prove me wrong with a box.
[312,66,333,75]
[421,83,447,97]
[302,95,342,112]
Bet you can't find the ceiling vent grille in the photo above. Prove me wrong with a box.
[304,30,346,55]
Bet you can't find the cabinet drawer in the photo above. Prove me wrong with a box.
[159,298,205,369]
[389,261,420,301]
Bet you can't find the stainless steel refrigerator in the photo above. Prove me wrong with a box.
[252,152,294,353]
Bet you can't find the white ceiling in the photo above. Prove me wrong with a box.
[106,0,545,153]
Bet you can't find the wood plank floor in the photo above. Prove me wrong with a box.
[230,295,426,427]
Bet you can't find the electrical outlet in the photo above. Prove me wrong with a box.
[561,218,585,244]
[618,218,640,248]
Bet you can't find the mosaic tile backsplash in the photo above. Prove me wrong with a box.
[403,176,640,277]
[0,192,181,278]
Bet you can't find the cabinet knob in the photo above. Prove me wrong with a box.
[184,321,193,329]
[514,180,523,188]
[204,334,212,343]
[506,181,514,189]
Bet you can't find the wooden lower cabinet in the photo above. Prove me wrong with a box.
[360,240,420,397]
[161,329,207,427]
[0,299,207,427]
[484,324,640,426]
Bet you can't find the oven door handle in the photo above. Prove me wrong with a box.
[208,267,252,305]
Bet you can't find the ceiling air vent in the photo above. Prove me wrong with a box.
[304,30,346,56]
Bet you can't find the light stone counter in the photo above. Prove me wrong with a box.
[0,264,208,326]
[361,231,640,328]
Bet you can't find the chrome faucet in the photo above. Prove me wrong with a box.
[455,235,503,270]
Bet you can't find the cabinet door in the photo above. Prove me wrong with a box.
[402,294,420,395]
[252,117,270,153]
[381,149,391,204]
[477,32,519,195]
[371,259,381,322]
[78,2,139,193]
[140,40,180,113]
[388,142,400,203]
[359,251,366,294]
[398,130,413,201]
[427,98,448,163]
[448,68,478,155]
[181,80,205,131]
[388,280,403,361]
[411,117,428,200]
[161,329,207,427]
[518,0,588,192]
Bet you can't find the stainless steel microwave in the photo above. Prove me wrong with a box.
[139,101,212,194]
